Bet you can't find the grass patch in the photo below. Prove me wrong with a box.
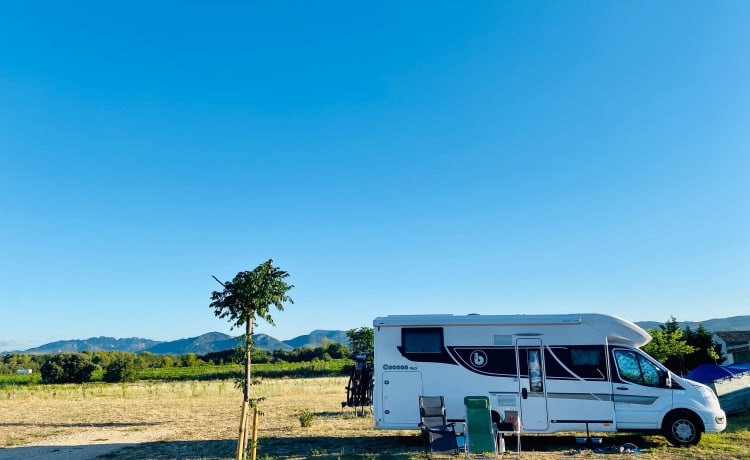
[0,373,41,385]
[298,409,314,427]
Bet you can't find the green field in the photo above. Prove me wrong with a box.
[0,359,350,386]
[0,373,41,385]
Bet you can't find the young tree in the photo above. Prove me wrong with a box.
[642,316,695,374]
[210,259,293,459]
[346,327,374,354]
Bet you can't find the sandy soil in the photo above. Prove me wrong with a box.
[0,427,174,460]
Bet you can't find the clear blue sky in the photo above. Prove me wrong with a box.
[1,2,748,352]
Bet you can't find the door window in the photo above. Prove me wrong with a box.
[614,349,662,387]
[528,349,543,392]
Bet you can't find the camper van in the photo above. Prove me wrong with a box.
[372,313,726,446]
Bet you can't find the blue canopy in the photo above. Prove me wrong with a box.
[685,363,750,384]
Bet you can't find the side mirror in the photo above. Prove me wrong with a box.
[658,370,672,388]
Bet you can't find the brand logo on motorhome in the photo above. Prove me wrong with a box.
[471,350,487,368]
[382,364,410,370]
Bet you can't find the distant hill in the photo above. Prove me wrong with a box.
[24,336,162,354]
[11,330,348,355]
[254,333,293,351]
[144,332,240,355]
[636,315,750,332]
[284,330,349,349]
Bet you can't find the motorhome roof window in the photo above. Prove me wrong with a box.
[402,328,443,353]
[494,335,512,346]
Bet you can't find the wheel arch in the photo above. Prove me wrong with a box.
[662,408,705,447]
[663,408,705,432]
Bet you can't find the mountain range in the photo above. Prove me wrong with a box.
[636,316,750,333]
[10,330,349,355]
[5,315,750,356]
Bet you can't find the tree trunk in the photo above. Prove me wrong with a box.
[245,320,253,401]
[236,401,249,460]
[237,319,254,460]
[244,320,254,454]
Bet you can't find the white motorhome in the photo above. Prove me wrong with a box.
[372,313,726,446]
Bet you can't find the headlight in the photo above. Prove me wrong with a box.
[694,383,718,403]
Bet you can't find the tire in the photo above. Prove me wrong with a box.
[345,372,357,407]
[662,410,702,447]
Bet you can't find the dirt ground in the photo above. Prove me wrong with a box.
[0,427,174,460]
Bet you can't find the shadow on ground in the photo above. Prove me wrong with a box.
[123,433,658,459]
[1,433,663,460]
[0,442,141,460]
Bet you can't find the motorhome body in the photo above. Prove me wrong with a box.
[372,313,726,446]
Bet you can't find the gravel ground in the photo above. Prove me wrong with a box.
[0,427,174,460]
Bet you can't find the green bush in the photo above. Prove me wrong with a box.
[103,353,143,383]
[40,353,97,384]
[298,409,314,427]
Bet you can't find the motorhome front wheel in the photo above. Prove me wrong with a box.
[663,410,702,447]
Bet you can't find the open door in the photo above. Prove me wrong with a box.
[516,337,549,430]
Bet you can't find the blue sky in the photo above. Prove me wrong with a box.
[1,2,748,352]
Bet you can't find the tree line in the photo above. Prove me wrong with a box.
[0,337,366,384]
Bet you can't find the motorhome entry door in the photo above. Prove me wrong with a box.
[381,371,422,426]
[516,338,549,430]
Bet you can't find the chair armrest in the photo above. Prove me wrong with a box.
[425,423,456,433]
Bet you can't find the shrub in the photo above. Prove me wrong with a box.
[40,353,97,384]
[103,353,143,383]
[298,409,314,428]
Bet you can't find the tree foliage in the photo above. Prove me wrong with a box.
[346,327,374,354]
[209,259,294,331]
[0,353,43,374]
[642,316,724,375]
[681,324,724,369]
[103,352,143,383]
[642,326,695,364]
[40,353,97,384]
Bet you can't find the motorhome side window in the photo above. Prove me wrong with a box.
[402,328,443,354]
[614,349,661,387]
[545,346,606,380]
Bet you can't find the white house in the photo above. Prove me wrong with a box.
[712,331,750,365]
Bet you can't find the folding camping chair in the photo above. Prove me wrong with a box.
[463,396,498,459]
[418,395,460,456]
[497,409,522,459]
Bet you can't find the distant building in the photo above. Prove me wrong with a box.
[712,331,750,364]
